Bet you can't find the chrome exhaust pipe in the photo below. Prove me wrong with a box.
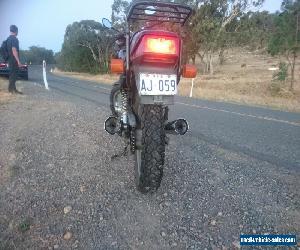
[165,119,189,135]
[104,116,120,135]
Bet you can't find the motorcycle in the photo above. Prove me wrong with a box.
[103,1,196,193]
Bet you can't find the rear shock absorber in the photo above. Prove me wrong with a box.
[121,89,129,128]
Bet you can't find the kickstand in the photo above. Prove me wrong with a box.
[111,142,129,160]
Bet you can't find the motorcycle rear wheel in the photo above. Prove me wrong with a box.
[135,104,166,193]
[110,83,122,116]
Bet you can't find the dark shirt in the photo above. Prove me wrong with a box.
[6,35,19,61]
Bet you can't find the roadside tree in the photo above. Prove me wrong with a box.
[60,20,113,73]
[268,0,300,90]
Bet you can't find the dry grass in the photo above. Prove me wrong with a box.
[0,77,14,184]
[178,49,300,112]
[53,49,300,112]
[53,69,119,84]
[0,77,13,104]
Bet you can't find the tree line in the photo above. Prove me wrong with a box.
[20,46,55,65]
[56,20,112,74]
[56,0,299,90]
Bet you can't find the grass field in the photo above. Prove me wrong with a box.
[179,49,300,112]
[53,48,299,112]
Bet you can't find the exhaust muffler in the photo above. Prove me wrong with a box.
[104,116,120,135]
[165,119,189,135]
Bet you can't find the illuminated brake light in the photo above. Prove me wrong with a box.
[144,36,177,55]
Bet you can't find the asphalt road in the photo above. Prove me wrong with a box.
[1,65,299,249]
[30,65,300,171]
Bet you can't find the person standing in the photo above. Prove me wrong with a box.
[7,25,23,94]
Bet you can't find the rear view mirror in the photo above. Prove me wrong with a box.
[102,18,112,29]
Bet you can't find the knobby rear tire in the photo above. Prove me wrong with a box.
[135,105,166,193]
[110,83,121,116]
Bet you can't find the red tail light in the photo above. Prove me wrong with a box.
[144,37,177,55]
[131,34,180,65]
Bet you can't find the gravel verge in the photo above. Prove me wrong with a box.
[0,82,299,249]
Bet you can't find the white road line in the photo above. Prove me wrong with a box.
[73,81,110,91]
[92,86,110,91]
[176,102,300,127]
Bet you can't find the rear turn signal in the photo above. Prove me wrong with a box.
[110,59,124,74]
[182,64,197,78]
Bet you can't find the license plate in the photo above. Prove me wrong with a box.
[139,73,177,96]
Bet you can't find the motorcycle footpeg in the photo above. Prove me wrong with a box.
[165,119,189,135]
[104,116,120,135]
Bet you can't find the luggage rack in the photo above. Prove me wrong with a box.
[127,1,193,26]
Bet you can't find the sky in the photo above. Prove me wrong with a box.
[0,0,282,53]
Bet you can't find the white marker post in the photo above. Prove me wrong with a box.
[189,78,195,98]
[42,60,49,90]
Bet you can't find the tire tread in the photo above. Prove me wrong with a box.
[136,105,165,193]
